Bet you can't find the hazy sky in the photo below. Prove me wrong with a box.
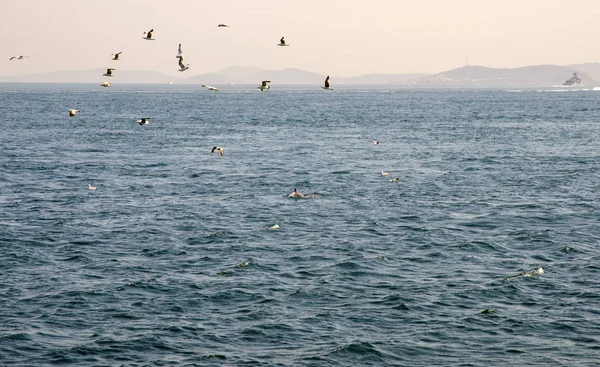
[2,0,600,77]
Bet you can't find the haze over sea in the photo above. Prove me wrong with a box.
[1,84,600,366]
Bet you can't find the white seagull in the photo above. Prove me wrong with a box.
[9,55,29,60]
[258,80,271,91]
[177,56,189,72]
[101,81,111,87]
[211,146,224,156]
[218,24,229,28]
[278,37,289,46]
[175,43,183,58]
[322,75,333,90]
[381,171,389,176]
[68,109,80,117]
[202,85,219,91]
[136,117,150,126]
[88,184,97,190]
[111,52,122,60]
[103,68,115,77]
[372,140,380,145]
[143,28,154,40]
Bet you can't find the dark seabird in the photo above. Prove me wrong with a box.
[178,56,189,72]
[143,28,154,40]
[176,43,183,58]
[9,55,28,60]
[136,117,150,126]
[278,37,289,46]
[218,24,229,27]
[211,146,224,156]
[322,75,333,90]
[111,52,122,60]
[103,68,115,77]
[258,80,271,91]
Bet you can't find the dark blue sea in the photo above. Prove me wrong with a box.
[1,83,600,366]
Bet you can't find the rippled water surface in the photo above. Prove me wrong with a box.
[1,84,600,366]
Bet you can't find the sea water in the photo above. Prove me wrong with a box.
[1,84,599,366]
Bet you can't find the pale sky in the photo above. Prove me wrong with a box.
[2,0,600,77]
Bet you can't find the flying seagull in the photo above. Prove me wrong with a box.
[103,68,115,77]
[218,23,229,27]
[111,52,122,60]
[143,28,154,40]
[100,81,111,87]
[258,80,271,91]
[202,85,218,91]
[68,109,80,117]
[278,37,289,46]
[88,184,97,190]
[175,43,183,58]
[322,75,333,90]
[9,55,28,60]
[211,146,224,156]
[177,56,189,72]
[136,117,150,126]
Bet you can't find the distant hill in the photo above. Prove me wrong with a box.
[2,63,599,86]
[415,65,597,87]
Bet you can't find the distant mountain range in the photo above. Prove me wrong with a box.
[1,63,599,86]
[416,63,599,86]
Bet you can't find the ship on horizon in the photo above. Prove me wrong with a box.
[562,71,583,86]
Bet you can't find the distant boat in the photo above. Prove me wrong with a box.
[563,71,583,86]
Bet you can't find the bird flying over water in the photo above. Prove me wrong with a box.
[101,81,111,87]
[143,29,154,40]
[111,52,122,60]
[68,109,80,117]
[103,68,115,77]
[278,37,289,46]
[177,56,189,72]
[258,80,271,91]
[218,23,229,27]
[211,146,224,156]
[322,76,332,90]
[176,43,183,58]
[136,117,150,125]
[9,55,28,60]
[202,85,218,91]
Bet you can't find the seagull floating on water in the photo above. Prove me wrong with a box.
[68,109,80,117]
[322,75,333,90]
[211,146,224,156]
[389,177,399,182]
[278,37,289,46]
[372,140,380,145]
[202,85,218,91]
[111,52,122,60]
[143,29,154,40]
[103,68,115,77]
[136,117,150,126]
[88,184,97,190]
[9,55,28,60]
[381,171,389,176]
[258,80,271,91]
[101,81,111,87]
[268,224,280,230]
[218,24,229,27]
[177,56,189,72]
[288,188,315,199]
[175,43,183,58]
